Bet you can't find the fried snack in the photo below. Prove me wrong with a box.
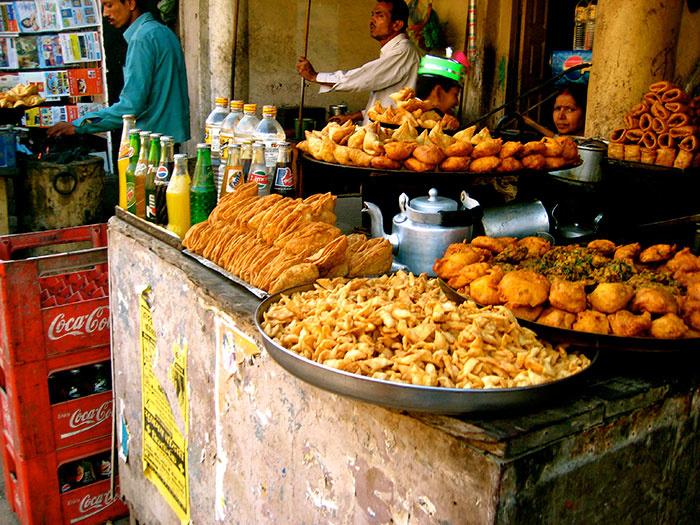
[588,282,634,313]
[417,109,442,129]
[453,125,476,142]
[521,154,545,170]
[520,141,547,157]
[415,129,430,144]
[498,270,550,307]
[389,87,415,103]
[469,267,505,305]
[681,299,700,330]
[639,244,676,263]
[638,113,653,131]
[614,243,641,263]
[363,128,384,156]
[517,236,551,258]
[470,127,492,145]
[644,92,660,106]
[332,144,352,165]
[370,156,402,170]
[624,144,641,162]
[664,102,687,113]
[673,150,694,169]
[651,117,668,134]
[347,128,366,150]
[413,143,445,165]
[499,141,522,159]
[537,307,576,329]
[472,139,502,159]
[262,272,591,389]
[650,313,688,339]
[629,103,649,117]
[306,235,348,275]
[657,133,674,149]
[572,310,610,334]
[444,140,473,157]
[667,113,690,128]
[348,148,373,167]
[446,262,491,289]
[641,132,657,150]
[470,235,517,254]
[625,129,643,143]
[442,242,492,259]
[608,310,652,337]
[549,278,587,313]
[428,122,455,149]
[679,136,698,153]
[607,143,624,160]
[669,125,697,139]
[268,263,320,294]
[404,157,435,172]
[661,88,686,104]
[557,136,579,160]
[440,113,460,131]
[470,156,501,173]
[655,147,676,167]
[640,147,657,164]
[631,287,678,315]
[348,237,393,277]
[331,120,355,144]
[384,140,417,161]
[440,156,470,172]
[541,137,563,157]
[391,121,419,142]
[666,248,700,274]
[624,115,640,130]
[587,239,616,255]
[544,157,567,170]
[651,101,670,120]
[609,128,626,143]
[650,80,672,94]
[433,246,490,278]
[497,157,522,173]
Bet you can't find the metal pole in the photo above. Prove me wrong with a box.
[298,0,312,136]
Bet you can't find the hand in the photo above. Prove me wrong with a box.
[296,56,318,82]
[47,122,77,138]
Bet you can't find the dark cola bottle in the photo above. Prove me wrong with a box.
[91,362,111,394]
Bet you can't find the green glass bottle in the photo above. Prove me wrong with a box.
[125,129,141,214]
[190,143,217,225]
[145,132,162,223]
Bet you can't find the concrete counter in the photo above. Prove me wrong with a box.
[108,216,699,525]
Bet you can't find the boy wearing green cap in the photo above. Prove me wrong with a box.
[415,54,465,116]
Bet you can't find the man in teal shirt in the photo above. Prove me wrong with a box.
[48,0,190,143]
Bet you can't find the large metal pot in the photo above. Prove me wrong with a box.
[549,138,607,184]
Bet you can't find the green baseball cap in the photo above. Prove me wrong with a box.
[418,55,466,85]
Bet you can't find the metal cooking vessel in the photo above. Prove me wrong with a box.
[481,200,550,238]
[549,138,607,184]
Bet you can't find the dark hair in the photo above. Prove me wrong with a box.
[380,0,410,31]
[557,83,588,114]
[415,74,460,100]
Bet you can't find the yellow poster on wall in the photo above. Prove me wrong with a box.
[139,287,190,524]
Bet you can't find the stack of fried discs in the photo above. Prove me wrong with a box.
[608,80,700,169]
[182,182,393,294]
[297,119,579,174]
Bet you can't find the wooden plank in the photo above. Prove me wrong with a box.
[0,177,8,234]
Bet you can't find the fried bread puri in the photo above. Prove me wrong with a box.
[639,243,677,263]
[470,235,517,254]
[518,236,552,258]
[587,239,616,256]
[469,267,505,305]
[665,247,700,273]
[608,310,652,337]
[537,307,576,329]
[573,310,611,334]
[498,270,550,307]
[506,303,544,321]
[614,242,641,263]
[588,282,635,313]
[447,262,491,290]
[631,286,678,315]
[549,278,587,313]
[433,246,490,278]
[650,313,688,339]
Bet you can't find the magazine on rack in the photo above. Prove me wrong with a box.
[15,34,38,68]
[0,71,18,91]
[37,33,63,66]
[14,1,39,32]
[58,0,98,29]
[36,0,61,30]
[0,36,17,68]
[59,30,100,63]
[67,66,101,96]
[0,2,19,32]
[18,69,69,98]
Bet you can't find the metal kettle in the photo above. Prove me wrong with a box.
[363,188,481,276]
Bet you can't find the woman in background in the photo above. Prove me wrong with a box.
[552,84,587,136]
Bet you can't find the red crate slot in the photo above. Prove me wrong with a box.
[0,224,109,366]
[2,436,128,525]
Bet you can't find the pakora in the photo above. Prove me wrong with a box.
[537,307,576,329]
[608,310,652,337]
[498,270,550,307]
[549,278,587,313]
[650,313,688,339]
[631,287,678,315]
[588,282,635,313]
[573,310,611,334]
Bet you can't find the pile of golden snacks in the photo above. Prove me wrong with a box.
[0,84,44,108]
[297,120,580,174]
[366,87,461,130]
[608,80,700,169]
[262,272,591,389]
[434,235,700,339]
[182,182,392,294]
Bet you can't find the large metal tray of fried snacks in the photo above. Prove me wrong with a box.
[183,249,269,299]
[438,279,700,353]
[255,279,598,415]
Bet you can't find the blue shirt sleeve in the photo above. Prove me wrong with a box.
[73,34,156,134]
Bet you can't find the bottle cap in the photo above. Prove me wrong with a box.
[160,135,173,143]
[174,153,187,161]
[139,130,151,137]
[230,100,244,110]
[129,129,141,136]
[262,105,277,116]
[122,114,136,120]
[197,143,211,150]
[215,97,229,106]
[149,132,162,139]
[243,103,257,113]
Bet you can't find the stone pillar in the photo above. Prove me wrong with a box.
[586,0,684,138]
[208,0,236,101]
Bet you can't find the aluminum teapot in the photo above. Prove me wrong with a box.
[363,188,481,276]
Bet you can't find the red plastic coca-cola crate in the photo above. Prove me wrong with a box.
[1,435,128,525]
[0,345,112,459]
[0,224,109,367]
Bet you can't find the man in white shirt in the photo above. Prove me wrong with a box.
[296,0,420,125]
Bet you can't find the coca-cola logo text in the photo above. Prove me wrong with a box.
[78,490,115,515]
[48,306,109,341]
[69,401,112,430]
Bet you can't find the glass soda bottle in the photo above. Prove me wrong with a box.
[132,131,151,219]
[145,132,161,223]
[125,129,141,215]
[247,142,269,195]
[117,114,136,209]
[272,142,295,197]
[584,0,597,51]
[204,97,229,152]
[572,1,587,50]
[255,105,286,169]
[91,362,111,393]
[190,144,217,225]
[240,141,253,176]
[220,143,243,200]
[154,136,174,226]
[67,368,83,399]
[166,153,191,238]
[234,103,260,144]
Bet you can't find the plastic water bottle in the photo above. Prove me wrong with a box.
[572,1,587,50]
[584,1,597,51]
[217,100,245,193]
[254,105,286,185]
[204,97,229,154]
[234,103,260,144]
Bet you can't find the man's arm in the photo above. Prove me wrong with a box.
[296,56,334,87]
